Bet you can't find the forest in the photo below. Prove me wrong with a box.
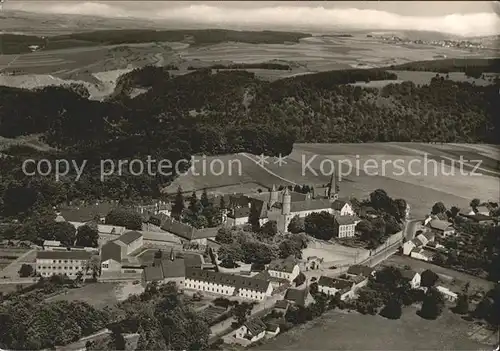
[0,63,498,219]
[0,29,311,54]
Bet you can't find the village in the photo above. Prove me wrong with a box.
[1,176,498,349]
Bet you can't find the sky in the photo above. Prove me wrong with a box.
[3,1,500,37]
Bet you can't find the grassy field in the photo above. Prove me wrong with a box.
[45,281,144,308]
[2,30,496,96]
[255,309,490,350]
[164,143,500,220]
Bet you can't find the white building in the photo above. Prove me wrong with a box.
[410,248,435,262]
[184,267,273,301]
[317,276,355,300]
[401,269,421,289]
[235,318,267,343]
[335,216,357,238]
[437,285,458,302]
[43,240,61,250]
[36,250,92,279]
[427,219,455,238]
[331,199,355,216]
[267,258,300,282]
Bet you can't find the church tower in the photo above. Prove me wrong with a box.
[269,184,279,207]
[282,187,291,215]
[327,172,339,201]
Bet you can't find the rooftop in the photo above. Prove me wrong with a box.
[161,217,219,241]
[428,219,453,231]
[268,258,297,273]
[335,215,357,226]
[274,299,290,310]
[43,240,61,247]
[332,199,350,211]
[290,199,333,213]
[244,317,267,336]
[347,264,375,278]
[317,276,353,290]
[117,231,143,245]
[284,288,308,306]
[401,269,418,280]
[143,258,186,282]
[36,250,92,261]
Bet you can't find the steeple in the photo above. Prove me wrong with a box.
[282,187,291,215]
[327,172,339,201]
[269,184,279,207]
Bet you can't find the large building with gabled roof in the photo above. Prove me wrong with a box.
[184,267,273,301]
[100,231,143,272]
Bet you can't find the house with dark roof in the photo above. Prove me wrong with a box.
[346,265,375,279]
[161,217,218,245]
[331,199,355,216]
[284,287,309,306]
[184,267,273,301]
[253,270,290,289]
[426,219,455,238]
[235,317,267,343]
[142,257,187,287]
[267,257,300,282]
[317,273,368,301]
[274,299,291,314]
[36,249,92,279]
[410,248,435,262]
[317,276,355,300]
[401,269,421,289]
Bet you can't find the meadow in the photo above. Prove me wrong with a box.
[254,308,491,350]
[164,143,500,220]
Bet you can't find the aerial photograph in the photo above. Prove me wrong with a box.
[0,0,499,350]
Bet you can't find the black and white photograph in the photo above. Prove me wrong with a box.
[0,1,499,350]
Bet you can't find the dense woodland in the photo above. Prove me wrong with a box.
[0,60,499,219]
[0,278,210,350]
[0,29,310,54]
[390,58,500,75]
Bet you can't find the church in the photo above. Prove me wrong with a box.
[224,174,359,236]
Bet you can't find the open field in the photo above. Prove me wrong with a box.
[254,309,491,350]
[0,249,36,279]
[164,143,500,219]
[1,31,497,96]
[46,281,144,308]
[381,255,495,293]
[303,238,369,266]
[0,248,29,270]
